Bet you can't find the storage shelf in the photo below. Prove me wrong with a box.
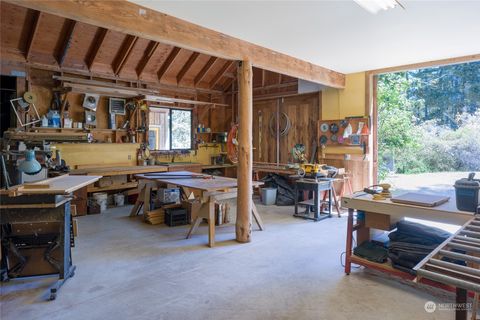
[87,181,138,193]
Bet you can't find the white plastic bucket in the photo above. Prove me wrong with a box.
[93,192,108,212]
[114,193,125,207]
[261,188,277,205]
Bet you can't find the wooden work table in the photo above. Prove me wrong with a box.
[341,193,475,320]
[130,171,264,247]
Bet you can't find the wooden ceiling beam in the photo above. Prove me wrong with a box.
[9,0,345,88]
[157,47,181,80]
[85,27,109,71]
[176,52,199,84]
[56,19,77,67]
[194,56,217,86]
[136,41,159,77]
[209,61,234,89]
[24,10,43,61]
[113,35,138,75]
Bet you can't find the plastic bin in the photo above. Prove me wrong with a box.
[92,192,108,212]
[454,173,480,212]
[261,188,277,205]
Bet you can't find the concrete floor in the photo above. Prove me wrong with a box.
[1,201,461,320]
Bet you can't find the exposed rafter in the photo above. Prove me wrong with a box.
[194,56,217,86]
[85,27,108,71]
[176,52,199,84]
[136,41,159,77]
[56,19,77,67]
[210,61,234,89]
[25,10,43,61]
[113,35,138,75]
[9,0,345,88]
[157,47,181,80]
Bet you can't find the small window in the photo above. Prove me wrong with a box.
[149,107,192,150]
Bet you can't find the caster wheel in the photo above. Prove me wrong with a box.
[49,293,56,300]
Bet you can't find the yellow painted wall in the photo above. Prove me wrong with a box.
[52,143,140,168]
[52,142,222,168]
[322,72,366,120]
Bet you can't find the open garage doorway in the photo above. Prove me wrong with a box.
[375,60,480,198]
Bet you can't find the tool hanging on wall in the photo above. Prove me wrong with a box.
[258,110,263,160]
[269,112,291,137]
[227,124,239,164]
[9,91,41,127]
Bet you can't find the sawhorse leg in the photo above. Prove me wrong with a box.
[130,182,146,217]
[456,287,467,320]
[345,208,354,275]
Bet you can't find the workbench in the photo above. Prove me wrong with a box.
[294,178,333,221]
[0,175,101,300]
[341,193,476,320]
[130,171,264,247]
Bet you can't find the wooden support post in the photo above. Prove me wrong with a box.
[236,60,253,243]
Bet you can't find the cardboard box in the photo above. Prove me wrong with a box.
[182,199,202,222]
[365,212,392,231]
[96,175,128,188]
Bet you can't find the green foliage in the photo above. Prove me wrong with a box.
[377,61,480,181]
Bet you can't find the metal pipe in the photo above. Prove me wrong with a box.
[428,258,480,277]
[466,225,480,232]
[447,242,480,254]
[439,250,480,264]
[459,230,480,238]
[454,235,480,245]
[416,269,480,293]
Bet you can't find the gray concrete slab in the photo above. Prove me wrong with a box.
[0,200,460,320]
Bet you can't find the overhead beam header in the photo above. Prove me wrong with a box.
[8,0,345,88]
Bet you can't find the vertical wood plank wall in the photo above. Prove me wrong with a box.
[252,93,320,164]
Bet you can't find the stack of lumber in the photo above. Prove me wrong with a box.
[144,203,182,225]
[144,209,165,225]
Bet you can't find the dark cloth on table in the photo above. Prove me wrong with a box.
[354,241,389,263]
[388,220,451,245]
[388,220,451,272]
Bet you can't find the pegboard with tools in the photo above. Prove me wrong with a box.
[318,117,370,147]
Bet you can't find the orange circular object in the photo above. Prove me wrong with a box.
[227,124,239,164]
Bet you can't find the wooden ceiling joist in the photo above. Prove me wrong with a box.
[210,61,234,89]
[25,10,43,61]
[85,27,108,71]
[56,19,77,67]
[9,0,345,88]
[194,56,217,86]
[136,41,159,77]
[157,47,181,80]
[113,35,138,75]
[177,52,199,84]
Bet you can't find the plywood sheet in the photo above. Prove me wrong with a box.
[10,175,101,195]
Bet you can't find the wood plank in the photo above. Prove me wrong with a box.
[71,165,168,176]
[177,51,199,84]
[113,35,138,75]
[25,10,43,61]
[236,60,253,243]
[8,0,345,88]
[194,56,217,86]
[6,175,101,195]
[209,61,234,89]
[85,27,108,70]
[87,181,138,193]
[56,19,77,66]
[136,40,159,77]
[370,54,480,75]
[157,46,180,80]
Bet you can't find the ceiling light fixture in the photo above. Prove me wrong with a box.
[353,0,404,14]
